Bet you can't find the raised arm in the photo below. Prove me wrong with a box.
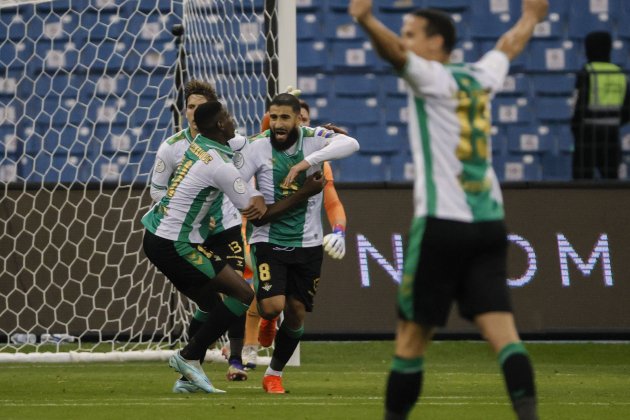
[495,0,548,61]
[349,0,408,71]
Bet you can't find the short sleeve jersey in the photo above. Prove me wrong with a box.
[401,49,510,223]
[237,126,337,247]
[142,135,258,243]
[150,128,241,234]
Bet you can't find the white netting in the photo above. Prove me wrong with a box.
[0,0,279,362]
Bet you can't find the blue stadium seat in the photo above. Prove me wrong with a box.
[18,153,91,183]
[619,4,630,40]
[0,10,37,41]
[506,125,553,154]
[303,96,332,125]
[331,40,380,72]
[87,154,151,184]
[390,150,414,182]
[491,125,509,157]
[384,96,408,125]
[133,40,178,73]
[297,41,328,72]
[325,11,365,41]
[527,39,579,72]
[493,154,543,182]
[296,0,320,12]
[0,155,19,182]
[327,0,352,12]
[532,5,567,40]
[568,0,620,39]
[0,42,33,71]
[382,75,407,98]
[621,125,630,153]
[531,74,576,95]
[25,96,90,125]
[25,123,94,156]
[297,11,321,41]
[297,74,332,97]
[325,97,380,125]
[333,152,390,183]
[534,97,573,122]
[376,0,422,13]
[333,74,379,97]
[611,39,630,68]
[479,40,526,71]
[450,40,480,65]
[425,0,470,11]
[542,154,572,181]
[0,125,20,155]
[35,0,90,13]
[492,97,533,125]
[470,0,519,39]
[355,123,405,153]
[499,73,530,96]
[377,12,405,34]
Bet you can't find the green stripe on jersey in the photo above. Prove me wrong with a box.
[415,98,437,216]
[399,216,427,320]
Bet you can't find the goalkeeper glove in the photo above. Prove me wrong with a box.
[322,225,346,260]
[285,85,302,97]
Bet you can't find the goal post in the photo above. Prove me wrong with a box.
[0,0,296,364]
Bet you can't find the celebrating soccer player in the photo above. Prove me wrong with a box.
[349,0,548,418]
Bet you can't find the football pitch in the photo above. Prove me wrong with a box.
[1,341,629,420]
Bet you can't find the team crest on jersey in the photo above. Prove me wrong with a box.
[232,151,244,169]
[262,283,272,291]
[233,178,246,194]
[155,159,166,173]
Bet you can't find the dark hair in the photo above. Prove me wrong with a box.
[299,99,310,115]
[194,101,223,136]
[185,79,218,103]
[269,93,301,113]
[585,31,612,62]
[412,9,456,54]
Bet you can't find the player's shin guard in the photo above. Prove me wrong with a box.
[269,324,303,372]
[181,297,249,362]
[384,356,424,420]
[499,342,538,420]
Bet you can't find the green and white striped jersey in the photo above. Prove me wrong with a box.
[401,49,509,222]
[142,135,261,243]
[149,127,241,235]
[238,126,359,247]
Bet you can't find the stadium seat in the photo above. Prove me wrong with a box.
[527,39,579,72]
[531,74,576,95]
[506,125,553,154]
[330,40,380,72]
[377,12,405,34]
[492,97,533,125]
[568,0,620,39]
[493,154,543,182]
[296,0,320,12]
[499,73,530,97]
[18,153,91,184]
[542,154,573,181]
[0,156,19,183]
[376,0,422,13]
[621,125,630,153]
[0,125,20,156]
[619,4,630,40]
[297,41,328,72]
[425,0,470,11]
[303,96,332,125]
[491,125,509,157]
[297,12,321,41]
[384,96,408,125]
[325,11,365,41]
[333,74,379,97]
[479,40,526,71]
[390,150,414,182]
[382,75,407,99]
[0,11,33,41]
[611,39,630,68]
[333,152,390,183]
[355,123,405,153]
[25,123,95,156]
[470,0,519,39]
[450,40,480,65]
[0,42,33,71]
[297,74,331,97]
[534,97,573,122]
[325,97,381,125]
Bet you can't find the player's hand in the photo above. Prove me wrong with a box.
[242,195,267,220]
[349,0,373,22]
[522,0,548,23]
[323,225,346,259]
[300,172,326,197]
[322,123,348,136]
[281,160,311,188]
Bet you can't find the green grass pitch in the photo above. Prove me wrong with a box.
[1,341,629,419]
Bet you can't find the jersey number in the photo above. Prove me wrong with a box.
[228,241,242,254]
[258,263,271,281]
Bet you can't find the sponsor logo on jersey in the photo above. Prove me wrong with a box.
[233,178,246,194]
[155,158,166,173]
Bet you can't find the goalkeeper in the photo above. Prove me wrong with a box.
[249,94,348,355]
[143,101,325,393]
[150,80,253,386]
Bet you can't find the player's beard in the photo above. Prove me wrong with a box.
[270,126,299,151]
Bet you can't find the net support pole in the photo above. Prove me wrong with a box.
[276,0,297,93]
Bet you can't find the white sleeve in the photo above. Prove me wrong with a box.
[213,163,262,210]
[303,128,360,167]
[235,140,262,182]
[400,51,455,98]
[149,143,177,203]
[472,49,510,93]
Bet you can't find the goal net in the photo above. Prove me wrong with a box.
[0,0,281,363]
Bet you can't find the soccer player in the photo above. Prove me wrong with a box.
[254,100,348,351]
[150,80,251,385]
[143,101,325,393]
[349,0,547,419]
[237,93,359,393]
